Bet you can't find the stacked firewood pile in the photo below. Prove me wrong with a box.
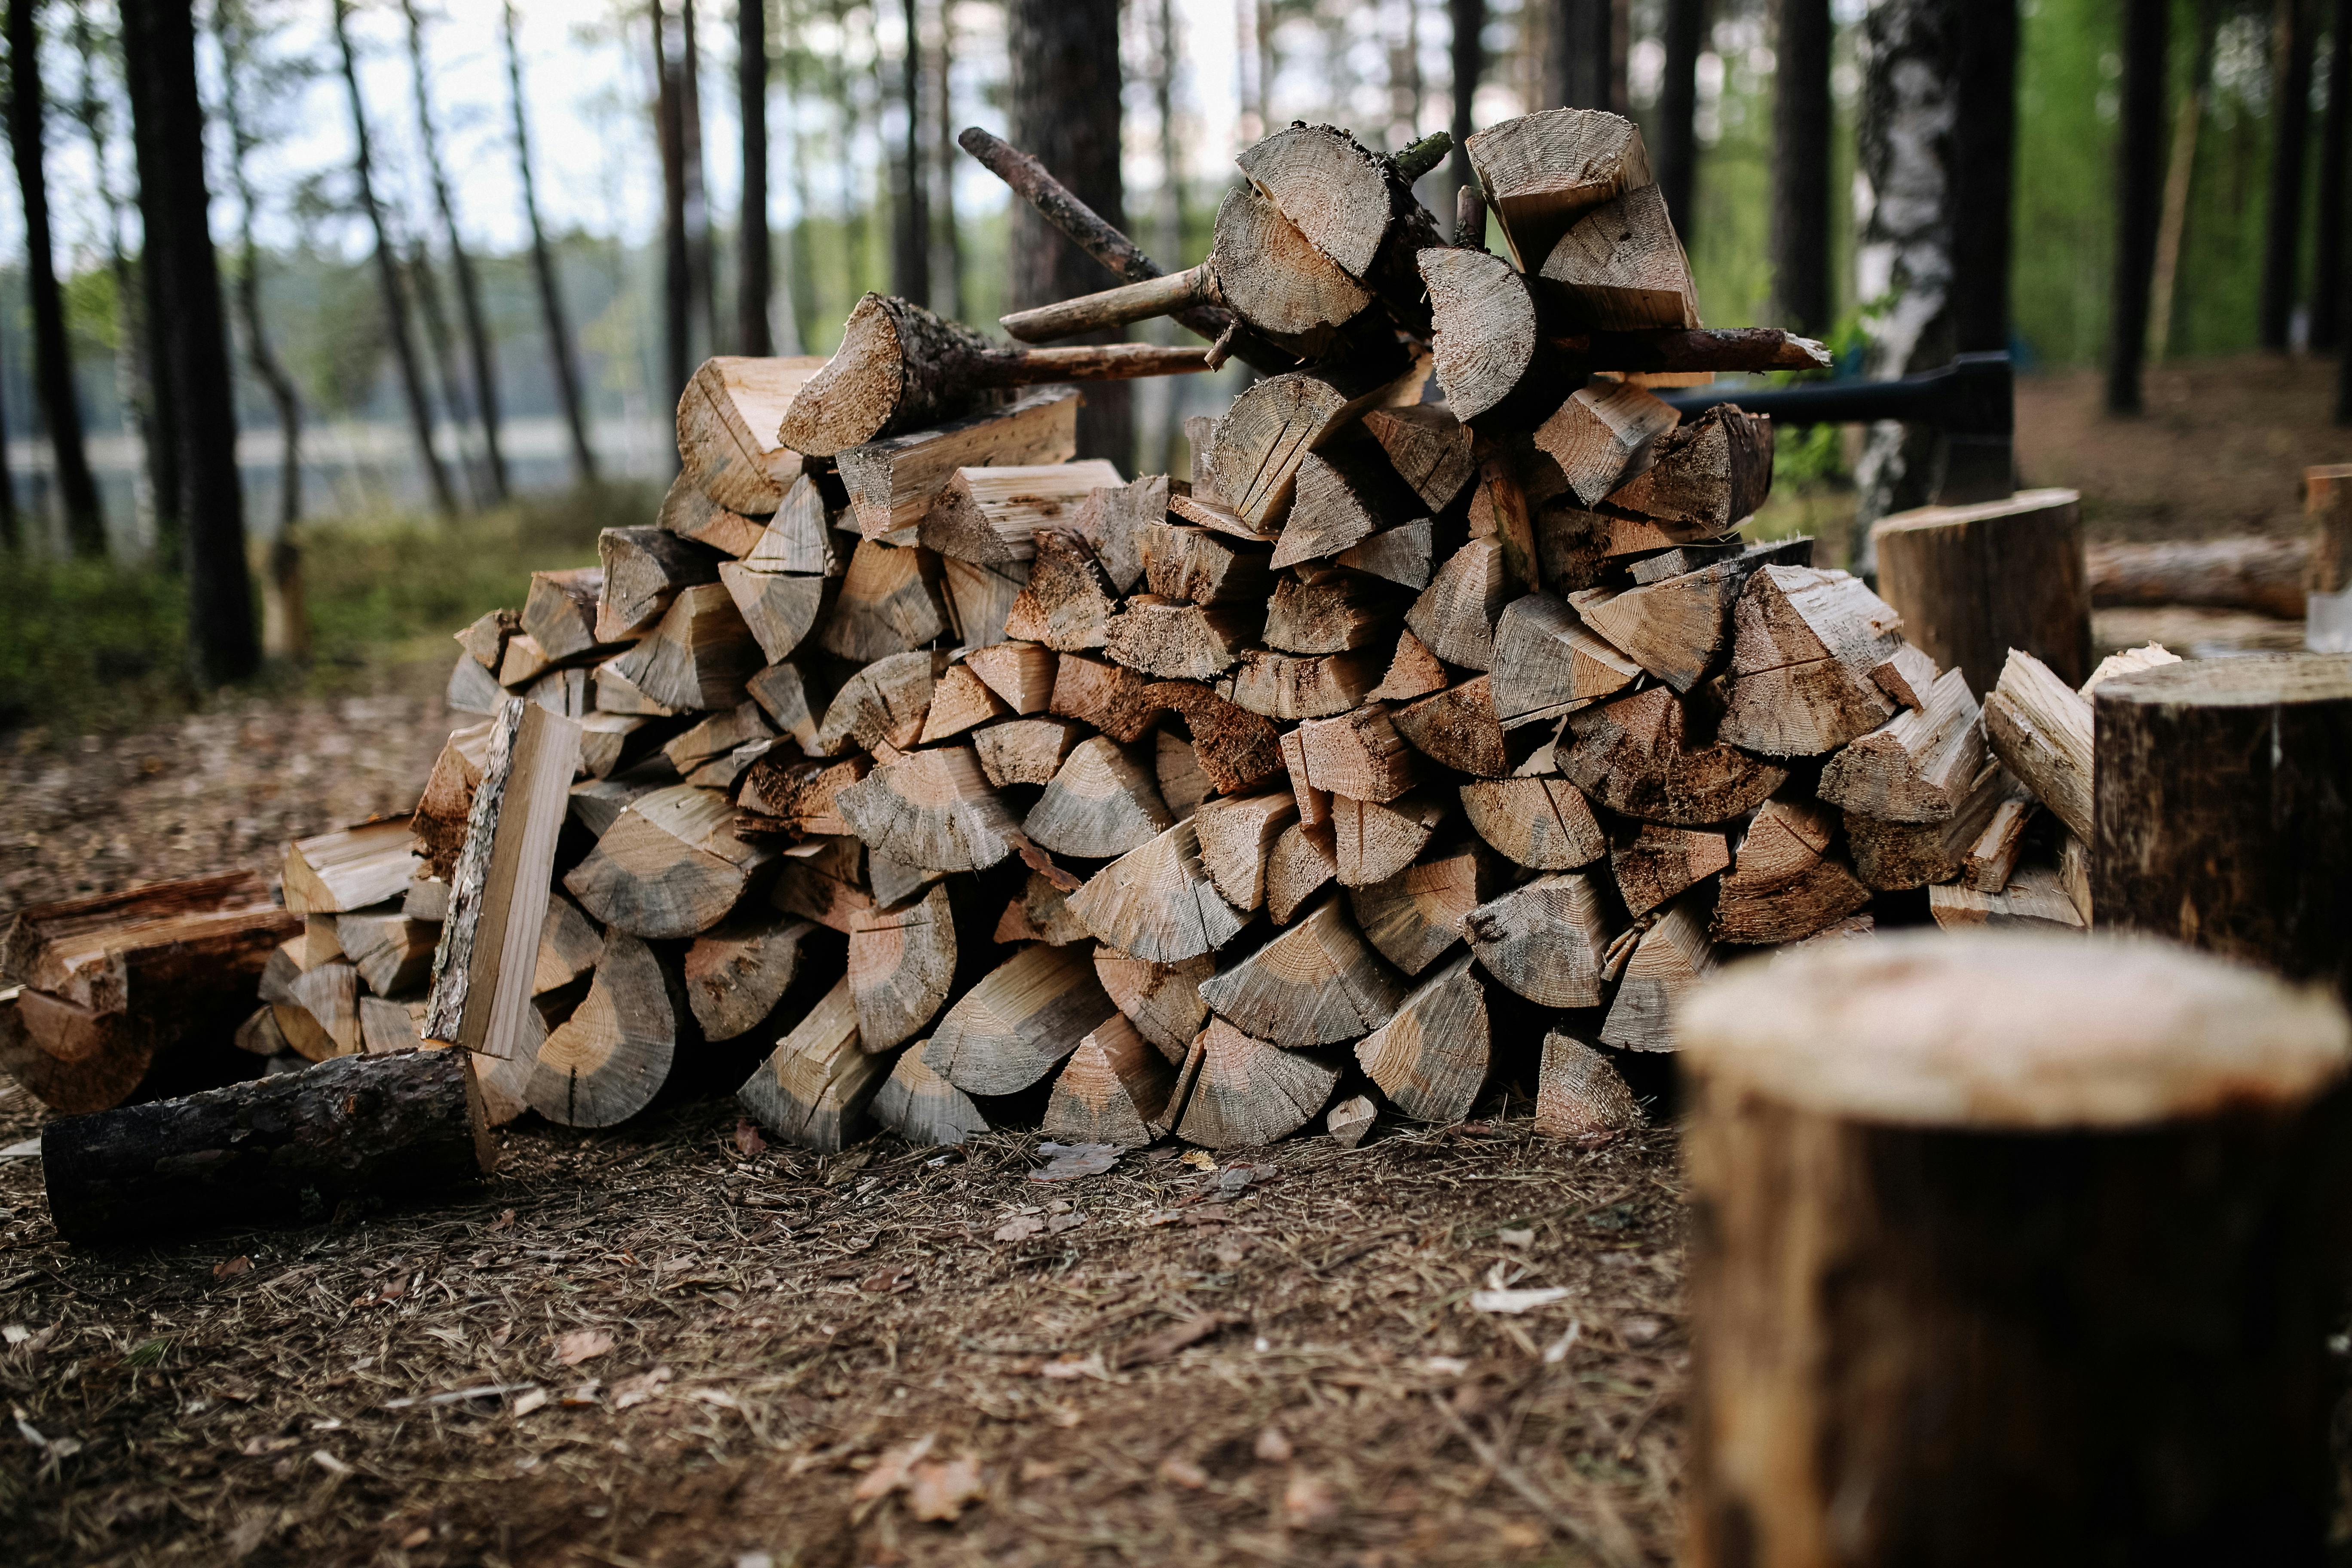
[0,110,2120,1174]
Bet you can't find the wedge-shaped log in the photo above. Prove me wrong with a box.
[1209,358,1420,530]
[1093,946,1212,1065]
[1600,894,1717,1052]
[1265,821,1339,924]
[1846,756,2005,892]
[872,1048,990,1146]
[916,663,1010,743]
[965,641,1058,714]
[1818,667,1986,822]
[769,837,873,934]
[1355,951,1489,1123]
[662,701,772,776]
[995,870,1092,946]
[1105,595,1261,680]
[836,745,1023,873]
[1535,1031,1645,1143]
[834,385,1082,541]
[661,471,767,557]
[974,715,1087,788]
[591,660,675,717]
[737,977,886,1153]
[741,472,842,574]
[1335,519,1442,591]
[1157,733,1212,818]
[920,459,1125,562]
[940,555,1026,646]
[1217,648,1385,720]
[1464,109,1653,272]
[1537,183,1700,331]
[1612,824,1731,919]
[1927,863,2086,932]
[1407,537,1515,670]
[285,818,419,916]
[1331,791,1451,886]
[521,567,613,665]
[1489,592,1642,727]
[1710,797,1872,945]
[1533,380,1681,507]
[684,916,823,1041]
[337,911,437,998]
[1599,404,1774,542]
[719,563,829,664]
[1393,676,1510,777]
[1578,538,1817,695]
[599,525,723,640]
[847,881,957,1051]
[1263,570,1403,655]
[1460,776,1608,870]
[565,781,776,941]
[1565,686,1788,825]
[1983,647,2095,842]
[603,582,762,712]
[1073,473,1167,594]
[1719,566,1912,756]
[677,354,824,514]
[1195,791,1299,912]
[922,941,1115,1096]
[1174,1018,1344,1150]
[1004,527,1116,652]
[1362,403,1477,514]
[1291,703,1421,802]
[1068,819,1248,963]
[1025,736,1172,858]
[1350,840,1503,975]
[1044,1014,1176,1145]
[1050,652,1163,741]
[531,894,603,1001]
[1369,628,1450,702]
[456,607,518,671]
[524,929,679,1127]
[810,649,942,756]
[815,538,949,662]
[1198,892,1406,1046]
[1145,681,1286,795]
[1145,521,1275,604]
[1271,440,1430,571]
[1462,870,1618,1008]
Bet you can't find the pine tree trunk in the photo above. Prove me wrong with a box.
[2263,0,2316,350]
[1770,0,1831,336]
[2152,3,2219,365]
[73,0,164,548]
[331,0,456,519]
[1448,0,1482,217]
[2312,0,2350,351]
[502,2,595,482]
[681,0,717,355]
[2107,0,2169,413]
[405,242,483,510]
[404,0,507,502]
[1951,0,2015,355]
[655,1,691,410]
[9,0,106,556]
[119,0,256,685]
[1008,0,1129,465]
[784,39,818,354]
[892,0,929,306]
[0,317,17,550]
[1656,0,1704,250]
[932,0,962,320]
[1550,0,1613,111]
[738,0,772,355]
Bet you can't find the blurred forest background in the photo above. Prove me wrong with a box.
[0,0,2332,732]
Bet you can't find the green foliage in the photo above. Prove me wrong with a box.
[0,556,193,740]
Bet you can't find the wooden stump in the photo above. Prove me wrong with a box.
[2094,655,2352,1004]
[1679,931,2352,1568]
[1871,488,2092,698]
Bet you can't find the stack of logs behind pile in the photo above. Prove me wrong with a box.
[0,110,2114,1156]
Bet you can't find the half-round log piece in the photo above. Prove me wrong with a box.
[922,941,1117,1096]
[871,1047,991,1147]
[1237,122,1438,282]
[1353,950,1490,1123]
[1599,404,1775,544]
[1194,791,1299,912]
[1331,792,1452,886]
[1463,109,1652,273]
[564,784,777,939]
[1712,797,1873,946]
[1023,736,1173,860]
[526,930,679,1128]
[1407,537,1515,670]
[847,882,958,1052]
[737,977,888,1153]
[1208,359,1417,530]
[1349,840,1504,975]
[683,917,823,1041]
[1564,686,1788,826]
[1611,824,1732,919]
[599,524,725,639]
[1490,591,1642,725]
[1459,776,1608,870]
[836,745,1023,873]
[1719,565,1909,758]
[1217,648,1386,720]
[1462,870,1618,1008]
[1209,182,1380,341]
[809,649,943,756]
[1067,819,1249,964]
[718,562,829,663]
[916,666,1013,750]
[815,538,950,663]
[1393,677,1510,777]
[1599,894,1718,1052]
[1419,246,1542,424]
[1537,183,1701,331]
[1533,382,1681,511]
[676,354,823,515]
[1534,1030,1645,1143]
[1093,945,1213,1065]
[1198,892,1407,1047]
[1103,596,1261,680]
[1680,932,2352,1568]
[965,641,1059,714]
[1043,1014,1176,1145]
[1173,1018,1344,1150]
[1362,403,1478,514]
[602,582,763,713]
[1265,821,1340,925]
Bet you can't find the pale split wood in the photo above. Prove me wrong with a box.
[1419,246,1544,423]
[1349,839,1504,975]
[718,562,830,664]
[1407,537,1516,670]
[736,976,888,1152]
[1537,184,1701,331]
[446,647,507,715]
[660,470,768,558]
[1025,736,1173,859]
[1198,891,1407,1046]
[738,754,872,838]
[1982,647,2095,841]
[1367,628,1450,703]
[1362,403,1477,514]
[564,783,776,938]
[337,912,437,998]
[1044,1014,1176,1146]
[532,894,604,998]
[2081,640,2183,696]
[1535,1031,1646,1142]
[1291,702,1421,802]
[1599,894,1718,1051]
[916,663,1011,743]
[1464,109,1654,272]
[662,701,773,776]
[770,837,876,934]
[1459,776,1608,870]
[1846,758,2007,892]
[834,385,1081,537]
[940,555,1029,647]
[1354,950,1490,1124]
[1003,528,1117,651]
[576,713,666,782]
[285,817,419,916]
[1335,518,1442,591]
[1208,360,1419,529]
[1093,945,1213,1066]
[1217,647,1385,720]
[1489,591,1642,728]
[1532,380,1681,507]
[1327,1093,1377,1146]
[1719,565,1911,757]
[456,608,518,670]
[923,941,1116,1095]
[1263,570,1404,655]
[809,649,944,756]
[526,929,679,1128]
[919,459,1125,563]
[521,567,608,663]
[871,1047,991,1146]
[1156,731,1213,819]
[1194,791,1299,912]
[993,870,1093,946]
[1104,595,1262,680]
[1074,473,1168,595]
[1145,680,1288,796]
[742,473,843,576]
[974,716,1088,788]
[1462,870,1619,1008]
[284,960,361,1060]
[1330,791,1451,886]
[1066,818,1249,964]
[1963,790,2035,894]
[1576,538,1819,695]
[1927,864,2087,932]
[591,660,678,717]
[1271,441,1427,571]
[836,745,1023,873]
[965,641,1059,713]
[1050,653,1165,742]
[816,538,951,662]
[1710,797,1873,945]
[1393,676,1510,777]
[847,882,958,1052]
[1145,521,1276,604]
[603,582,763,712]
[1174,1018,1344,1150]
[683,916,821,1041]
[357,996,425,1056]
[676,354,824,514]
[1265,821,1339,926]
[1818,666,1986,822]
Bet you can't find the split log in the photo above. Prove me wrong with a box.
[1847,760,2007,891]
[285,818,418,916]
[1050,653,1164,741]
[1354,951,1489,1123]
[1174,1019,1344,1150]
[1145,521,1275,604]
[1235,122,1449,329]
[1532,380,1681,507]
[738,977,887,1153]
[1464,109,1653,273]
[1680,932,2352,1568]
[1104,595,1261,680]
[663,701,772,776]
[1292,703,1421,802]
[592,660,677,717]
[1168,489,1272,541]
[337,912,437,998]
[412,723,493,878]
[1392,676,1511,776]
[521,567,612,665]
[1070,474,1166,595]
[564,783,775,939]
[1024,736,1173,858]
[834,386,1081,540]
[41,1047,493,1243]
[2,871,297,1018]
[919,459,1124,562]
[1331,791,1451,885]
[1461,870,1619,1008]
[816,538,950,662]
[2094,655,2352,1002]
[1577,538,1817,694]
[738,755,870,836]
[994,870,1092,946]
[974,716,1087,788]
[1599,895,1718,1051]
[1044,1014,1175,1145]
[576,713,668,781]
[1003,528,1116,651]
[1349,840,1503,975]
[872,1047,990,1146]
[1537,183,1700,330]
[741,473,842,575]
[1199,892,1406,1046]
[423,701,582,1072]
[1334,519,1442,591]
[915,663,1010,743]
[2082,641,2184,695]
[603,582,763,712]
[1719,567,1911,757]
[600,525,723,642]
[684,917,822,1041]
[1565,686,1788,825]
[1534,1031,1645,1143]
[1872,488,2092,697]
[1963,791,2034,893]
[1265,821,1340,924]
[1271,441,1427,571]
[1927,864,2086,932]
[1093,946,1213,1065]
[677,354,824,514]
[718,563,830,664]
[1067,819,1248,963]
[771,837,875,934]
[1155,732,1212,818]
[847,882,958,1051]
[447,648,506,714]
[1612,825,1731,918]
[1362,403,1477,514]
[1419,246,1559,424]
[1144,681,1286,795]
[940,556,1027,646]
[965,641,1058,713]
[1328,1093,1377,1145]
[524,929,679,1127]
[1818,666,1985,821]
[1459,776,1608,870]
[1599,404,1774,542]
[778,294,1199,458]
[1406,537,1515,669]
[924,941,1116,1095]
[524,665,592,719]
[1983,648,2095,842]
[1262,570,1403,655]
[810,649,942,756]
[1194,791,1299,912]
[533,894,603,999]
[1207,357,1421,530]
[568,772,666,839]
[661,471,768,558]
[357,996,426,1055]
[836,745,1023,873]
[1711,798,1873,945]
[1218,647,1385,720]
[456,608,518,671]
[1367,628,1450,702]
[280,958,360,1060]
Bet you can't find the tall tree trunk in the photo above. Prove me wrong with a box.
[213,0,304,658]
[683,0,717,357]
[9,0,106,556]
[0,322,16,550]
[1007,0,1129,465]
[655,2,691,410]
[1951,0,2016,355]
[332,0,455,518]
[2150,1,2219,364]
[403,0,506,502]
[891,0,929,306]
[502,1,594,481]
[783,24,817,353]
[931,0,961,320]
[738,0,772,354]
[2312,0,2351,349]
[405,239,482,508]
[119,0,254,685]
[2107,0,2169,413]
[1852,0,1958,557]
[1657,0,1704,246]
[68,0,161,548]
[1770,0,1831,336]
[1551,0,1613,111]
[1150,0,1181,471]
[1448,0,1482,216]
[2262,0,2315,349]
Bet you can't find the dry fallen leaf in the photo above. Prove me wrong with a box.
[906,1455,984,1521]
[511,1387,549,1417]
[1254,1425,1293,1464]
[1179,1150,1217,1173]
[487,1209,515,1232]
[734,1118,768,1157]
[611,1366,673,1409]
[1038,1351,1108,1381]
[992,1214,1046,1242]
[555,1329,614,1366]
[854,1433,937,1503]
[1029,1142,1120,1182]
[211,1256,251,1280]
[1157,1455,1209,1489]
[1283,1468,1339,1528]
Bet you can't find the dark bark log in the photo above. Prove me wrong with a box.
[738,0,772,354]
[1447,0,1481,206]
[1551,0,1614,112]
[1870,487,2090,697]
[2263,0,2317,350]
[1770,0,1832,336]
[2107,0,2168,413]
[655,1,690,413]
[503,1,594,481]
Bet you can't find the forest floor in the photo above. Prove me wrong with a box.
[0,354,2339,1565]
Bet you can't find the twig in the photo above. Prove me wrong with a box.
[1428,1393,1639,1568]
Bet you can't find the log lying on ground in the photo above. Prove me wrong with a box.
[1173,1019,1344,1150]
[738,977,888,1153]
[1349,840,1502,974]
[3,871,297,1019]
[872,1048,991,1145]
[1354,949,1490,1123]
[1459,775,1608,870]
[1720,566,1914,757]
[1599,894,1717,1051]
[1565,686,1788,825]
[1069,818,1250,963]
[847,881,959,1051]
[923,941,1116,1095]
[41,1047,495,1243]
[676,354,825,515]
[1711,798,1872,945]
[1199,892,1406,1046]
[1462,870,1617,1008]
[1044,1014,1176,1145]
[564,783,775,939]
[1534,1030,1645,1143]
[527,929,680,1128]
[1983,648,2095,842]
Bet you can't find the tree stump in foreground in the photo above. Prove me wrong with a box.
[1680,931,2352,1568]
[2094,654,2352,1007]
[1871,488,2090,698]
